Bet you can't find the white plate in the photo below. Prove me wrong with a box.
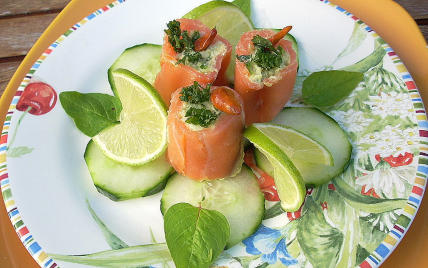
[1,0,427,267]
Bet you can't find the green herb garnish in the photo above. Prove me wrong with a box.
[301,70,364,107]
[59,91,122,137]
[179,82,220,128]
[180,81,211,104]
[237,34,285,71]
[164,203,230,268]
[185,107,219,128]
[165,20,202,65]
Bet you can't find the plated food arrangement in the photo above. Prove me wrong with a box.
[1,0,426,268]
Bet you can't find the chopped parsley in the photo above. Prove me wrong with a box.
[185,107,219,128]
[164,20,203,65]
[180,81,211,104]
[237,34,285,72]
[179,82,220,128]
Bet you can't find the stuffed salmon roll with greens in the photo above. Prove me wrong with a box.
[167,82,245,181]
[154,18,232,106]
[235,27,298,126]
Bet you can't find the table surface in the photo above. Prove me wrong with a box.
[0,0,427,267]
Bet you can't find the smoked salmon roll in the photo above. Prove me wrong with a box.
[167,82,245,181]
[235,27,298,126]
[154,19,232,106]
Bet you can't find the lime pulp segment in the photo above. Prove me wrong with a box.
[253,123,334,166]
[92,69,168,166]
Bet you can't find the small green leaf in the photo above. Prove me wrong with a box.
[164,202,230,268]
[302,70,364,108]
[232,0,251,18]
[59,91,122,137]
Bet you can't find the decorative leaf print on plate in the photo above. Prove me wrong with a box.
[334,22,368,63]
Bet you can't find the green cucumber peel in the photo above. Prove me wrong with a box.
[164,202,230,268]
[59,91,122,137]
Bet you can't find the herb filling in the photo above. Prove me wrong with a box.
[237,34,290,83]
[178,42,226,73]
[165,20,225,72]
[179,82,220,128]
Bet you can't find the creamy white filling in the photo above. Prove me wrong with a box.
[177,41,227,73]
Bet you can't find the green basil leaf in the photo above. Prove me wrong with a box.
[164,202,230,268]
[302,70,364,108]
[59,91,122,137]
[232,0,251,18]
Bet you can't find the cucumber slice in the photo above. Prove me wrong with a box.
[255,107,352,187]
[108,43,162,95]
[160,165,265,248]
[84,140,174,201]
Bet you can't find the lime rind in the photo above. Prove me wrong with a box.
[92,69,168,166]
[254,123,334,166]
[244,125,306,212]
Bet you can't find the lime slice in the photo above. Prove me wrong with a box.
[92,69,168,166]
[253,123,334,166]
[183,1,254,81]
[244,125,306,212]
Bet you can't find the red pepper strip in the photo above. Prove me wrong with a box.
[194,28,217,51]
[268,26,292,46]
[244,148,280,201]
